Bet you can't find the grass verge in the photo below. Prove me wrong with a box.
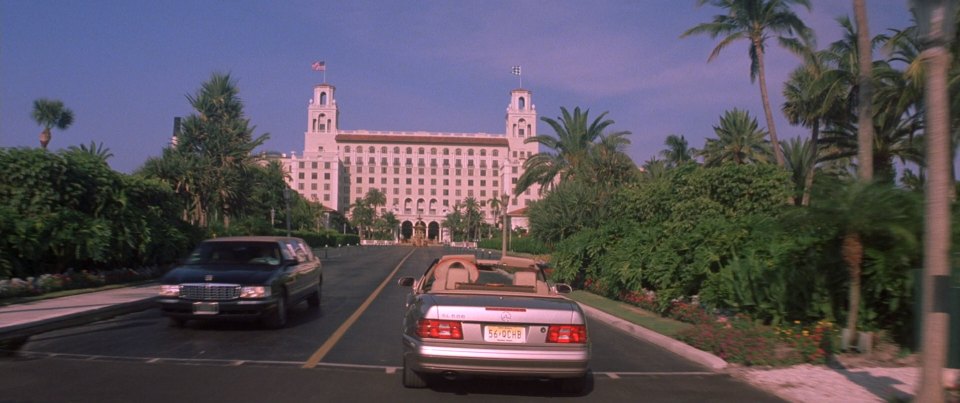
[567,290,692,338]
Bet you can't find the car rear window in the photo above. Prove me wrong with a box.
[186,242,283,266]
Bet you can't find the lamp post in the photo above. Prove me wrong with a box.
[500,193,509,259]
[914,1,955,401]
[283,187,291,237]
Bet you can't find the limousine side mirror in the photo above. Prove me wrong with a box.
[554,284,573,294]
[397,277,415,287]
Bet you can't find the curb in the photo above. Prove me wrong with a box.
[0,297,157,343]
[577,302,728,371]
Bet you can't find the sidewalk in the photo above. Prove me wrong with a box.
[0,284,944,402]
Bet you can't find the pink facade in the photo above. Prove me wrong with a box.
[280,83,541,241]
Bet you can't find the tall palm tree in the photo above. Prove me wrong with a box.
[682,0,814,168]
[660,134,697,167]
[781,137,815,204]
[364,188,387,216]
[853,0,874,181]
[640,158,670,181]
[516,107,630,195]
[701,108,771,166]
[32,99,74,150]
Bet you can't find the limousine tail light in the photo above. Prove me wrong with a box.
[416,319,463,339]
[546,325,587,343]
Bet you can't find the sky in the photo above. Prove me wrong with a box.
[1,0,915,174]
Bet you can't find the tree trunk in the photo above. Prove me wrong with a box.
[918,42,952,403]
[854,0,874,183]
[39,129,52,150]
[801,121,820,206]
[755,42,785,167]
[842,232,863,348]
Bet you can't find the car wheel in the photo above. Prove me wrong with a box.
[560,373,589,394]
[402,357,428,388]
[307,281,321,308]
[168,318,186,328]
[263,294,288,329]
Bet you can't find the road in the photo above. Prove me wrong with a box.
[0,246,784,402]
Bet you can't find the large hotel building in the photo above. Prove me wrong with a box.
[279,82,543,242]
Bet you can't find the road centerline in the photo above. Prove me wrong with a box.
[302,248,416,369]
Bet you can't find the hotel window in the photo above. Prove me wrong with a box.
[356,157,362,165]
[394,157,400,165]
[406,178,412,185]
[492,150,499,157]
[480,170,486,177]
[381,146,388,153]
[492,160,499,168]
[324,184,330,190]
[356,177,362,184]
[405,158,412,165]
[456,169,462,176]
[357,187,363,194]
[455,148,462,156]
[493,180,498,188]
[406,147,412,154]
[480,180,486,187]
[418,168,424,175]
[325,162,331,169]
[311,173,317,179]
[431,148,437,155]
[405,189,412,195]
[299,162,305,169]
[443,179,449,186]
[467,149,474,156]
[418,158,424,166]
[443,148,450,155]
[430,179,437,185]
[394,146,400,153]
[443,199,449,206]
[418,178,424,185]
[356,166,362,173]
[431,189,436,195]
[324,194,330,201]
[512,167,519,174]
[394,178,400,184]
[381,167,387,174]
[368,146,375,153]
[418,189,424,195]
[368,177,374,184]
[393,188,399,194]
[468,190,474,197]
[480,190,486,197]
[418,147,424,155]
[311,183,317,190]
[443,169,449,175]
[455,180,462,186]
[381,178,387,184]
[431,169,437,175]
[312,162,318,169]
[480,149,487,157]
[345,146,351,153]
[394,167,400,174]
[324,173,330,180]
[455,190,461,196]
[356,147,363,154]
[368,166,374,174]
[298,173,305,179]
[468,170,474,176]
[406,168,412,175]
[443,159,449,166]
[298,183,304,190]
[381,157,387,165]
[467,180,473,186]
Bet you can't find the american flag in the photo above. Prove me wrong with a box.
[511,65,521,76]
[312,61,326,71]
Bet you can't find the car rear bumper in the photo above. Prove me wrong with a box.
[157,298,278,321]
[403,336,590,378]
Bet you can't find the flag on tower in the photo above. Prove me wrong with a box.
[312,61,326,71]
[511,65,521,76]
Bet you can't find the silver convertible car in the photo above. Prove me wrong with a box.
[396,254,590,392]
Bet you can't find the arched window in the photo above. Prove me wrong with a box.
[394,146,401,154]
[518,97,525,110]
[381,146,388,153]
[443,148,450,156]
[455,148,462,156]
[368,146,375,153]
[344,146,351,153]
[492,150,499,157]
[467,149,474,156]
[518,119,527,137]
[480,149,486,157]
[320,92,328,105]
[430,148,437,155]
[356,147,363,154]
[406,147,413,154]
[418,147,425,155]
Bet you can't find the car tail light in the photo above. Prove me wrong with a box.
[416,319,463,339]
[546,325,587,343]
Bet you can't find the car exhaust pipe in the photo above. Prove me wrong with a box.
[442,371,458,380]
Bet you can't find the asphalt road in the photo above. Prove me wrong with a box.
[0,246,784,402]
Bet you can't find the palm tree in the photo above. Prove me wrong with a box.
[809,180,916,349]
[68,141,114,163]
[853,0,874,182]
[640,158,670,181]
[516,107,631,195]
[781,137,815,204]
[701,108,771,166]
[660,134,697,167]
[682,0,814,168]
[32,99,74,150]
[364,188,387,216]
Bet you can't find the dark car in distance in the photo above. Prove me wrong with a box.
[157,236,322,328]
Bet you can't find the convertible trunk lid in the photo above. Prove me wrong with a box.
[423,294,583,325]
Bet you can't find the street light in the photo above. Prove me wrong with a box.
[913,1,955,401]
[500,193,509,259]
[283,187,291,237]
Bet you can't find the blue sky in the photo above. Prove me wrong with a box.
[1,1,914,173]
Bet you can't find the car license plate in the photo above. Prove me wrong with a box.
[193,302,219,315]
[484,326,526,343]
